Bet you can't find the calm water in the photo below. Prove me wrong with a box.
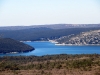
[0,41,100,56]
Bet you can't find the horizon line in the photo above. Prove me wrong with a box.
[0,23,100,27]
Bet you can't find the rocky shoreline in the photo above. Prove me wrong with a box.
[54,30,100,46]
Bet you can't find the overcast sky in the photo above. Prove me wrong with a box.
[0,0,100,26]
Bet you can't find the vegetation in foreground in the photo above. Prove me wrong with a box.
[0,54,100,75]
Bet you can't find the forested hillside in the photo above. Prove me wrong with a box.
[0,27,100,41]
[0,24,100,30]
[0,54,100,75]
[0,38,34,53]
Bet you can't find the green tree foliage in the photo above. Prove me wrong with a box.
[0,27,100,41]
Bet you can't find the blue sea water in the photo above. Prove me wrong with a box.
[0,41,100,56]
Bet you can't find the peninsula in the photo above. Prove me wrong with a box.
[0,38,35,54]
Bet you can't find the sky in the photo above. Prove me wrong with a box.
[0,0,100,26]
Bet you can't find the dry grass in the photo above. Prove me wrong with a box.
[0,54,100,75]
[0,69,100,75]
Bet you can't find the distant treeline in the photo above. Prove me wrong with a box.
[0,54,99,63]
[0,27,100,41]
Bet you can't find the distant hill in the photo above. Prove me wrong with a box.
[0,24,100,30]
[0,38,34,53]
[56,30,100,45]
[0,27,100,41]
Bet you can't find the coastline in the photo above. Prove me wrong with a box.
[0,48,34,54]
[48,40,100,46]
[55,43,100,46]
[21,40,100,46]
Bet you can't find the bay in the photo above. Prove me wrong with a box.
[0,41,100,56]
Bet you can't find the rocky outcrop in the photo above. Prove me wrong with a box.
[56,30,100,45]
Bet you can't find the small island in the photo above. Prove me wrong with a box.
[0,38,35,54]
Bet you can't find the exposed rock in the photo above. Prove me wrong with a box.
[56,30,100,45]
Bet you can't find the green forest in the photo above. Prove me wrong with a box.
[0,38,34,53]
[0,27,100,41]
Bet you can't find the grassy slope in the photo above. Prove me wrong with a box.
[0,54,100,75]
